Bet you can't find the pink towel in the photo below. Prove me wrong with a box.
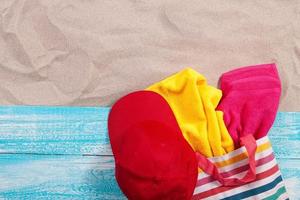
[217,63,281,147]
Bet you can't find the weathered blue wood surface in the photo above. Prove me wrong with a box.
[0,106,299,199]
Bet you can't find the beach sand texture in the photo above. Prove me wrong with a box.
[0,0,299,110]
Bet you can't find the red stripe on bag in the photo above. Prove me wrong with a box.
[196,153,275,187]
[192,165,279,200]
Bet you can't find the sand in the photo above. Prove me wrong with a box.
[0,0,299,111]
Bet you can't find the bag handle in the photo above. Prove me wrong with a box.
[196,134,257,186]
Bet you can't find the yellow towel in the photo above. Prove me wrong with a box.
[146,68,234,157]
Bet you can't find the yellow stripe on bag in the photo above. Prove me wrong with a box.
[214,142,271,168]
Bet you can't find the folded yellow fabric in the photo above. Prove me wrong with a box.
[146,68,234,157]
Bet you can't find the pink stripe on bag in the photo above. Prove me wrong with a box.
[193,165,280,199]
[196,134,257,186]
[196,153,275,187]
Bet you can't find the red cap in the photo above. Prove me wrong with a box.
[108,91,198,200]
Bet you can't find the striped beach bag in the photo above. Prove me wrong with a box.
[192,135,289,200]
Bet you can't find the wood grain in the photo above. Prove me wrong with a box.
[0,106,111,155]
[0,154,124,199]
[0,106,299,199]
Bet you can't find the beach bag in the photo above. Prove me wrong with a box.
[192,135,289,200]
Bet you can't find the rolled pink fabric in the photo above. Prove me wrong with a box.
[217,63,281,147]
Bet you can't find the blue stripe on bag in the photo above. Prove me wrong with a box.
[221,175,283,200]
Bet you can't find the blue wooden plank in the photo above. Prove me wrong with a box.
[0,155,298,200]
[276,159,300,200]
[0,106,299,159]
[0,154,125,199]
[0,106,299,199]
[0,106,112,155]
[0,157,298,200]
[269,112,300,159]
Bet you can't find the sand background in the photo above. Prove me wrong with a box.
[0,0,299,111]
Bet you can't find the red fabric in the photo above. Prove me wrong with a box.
[108,91,198,200]
[196,135,257,186]
[217,63,281,147]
